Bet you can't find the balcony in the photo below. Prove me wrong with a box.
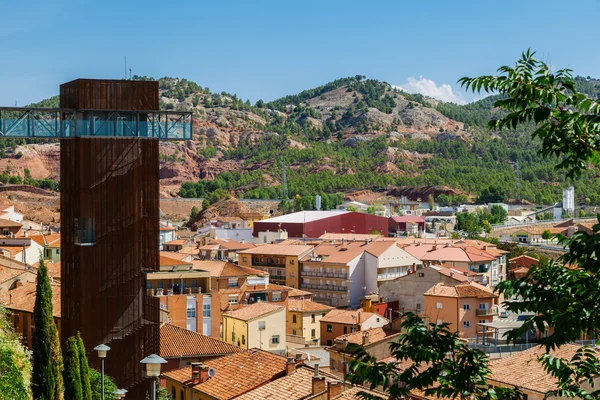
[301,283,348,292]
[0,108,192,140]
[147,287,203,296]
[301,270,348,279]
[252,261,286,268]
[471,265,490,274]
[476,307,498,316]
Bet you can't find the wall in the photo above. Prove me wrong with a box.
[247,309,287,355]
[379,267,464,314]
[158,294,220,337]
[210,228,253,243]
[320,321,355,347]
[348,253,367,308]
[0,271,35,292]
[287,311,328,343]
[424,295,459,332]
[8,310,61,349]
[222,315,248,349]
[458,298,495,339]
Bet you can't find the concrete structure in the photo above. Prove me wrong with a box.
[198,238,255,262]
[319,309,389,346]
[563,186,575,215]
[423,282,498,340]
[209,226,254,243]
[378,265,471,314]
[286,298,334,345]
[255,229,289,244]
[253,211,389,239]
[222,302,287,355]
[388,215,426,236]
[238,244,314,287]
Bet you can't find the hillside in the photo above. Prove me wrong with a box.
[2,75,600,209]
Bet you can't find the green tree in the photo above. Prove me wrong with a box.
[0,305,31,400]
[202,199,210,210]
[146,387,173,400]
[478,185,505,203]
[63,336,83,400]
[366,206,376,215]
[90,369,118,400]
[490,204,508,224]
[428,194,435,211]
[346,205,358,212]
[578,209,586,217]
[32,258,63,400]
[77,333,92,400]
[541,230,552,240]
[190,206,199,219]
[481,220,492,235]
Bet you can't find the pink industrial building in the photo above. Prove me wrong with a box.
[253,211,389,238]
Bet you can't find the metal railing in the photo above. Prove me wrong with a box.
[301,270,348,279]
[476,308,498,316]
[301,283,348,292]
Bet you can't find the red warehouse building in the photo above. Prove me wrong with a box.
[253,211,389,238]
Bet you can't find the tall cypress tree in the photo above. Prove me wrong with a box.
[76,332,92,400]
[32,258,63,400]
[63,336,82,400]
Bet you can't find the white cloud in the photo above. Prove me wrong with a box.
[395,76,467,105]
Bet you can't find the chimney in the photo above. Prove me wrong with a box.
[199,364,210,383]
[312,365,326,395]
[342,238,345,245]
[432,245,437,251]
[327,381,344,400]
[191,362,202,385]
[295,353,304,362]
[362,331,370,345]
[286,357,297,375]
[357,311,362,327]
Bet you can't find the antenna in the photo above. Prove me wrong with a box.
[124,56,127,79]
[208,368,216,378]
[129,68,132,80]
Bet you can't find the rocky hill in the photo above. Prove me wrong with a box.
[4,75,600,210]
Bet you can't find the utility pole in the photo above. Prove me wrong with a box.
[281,159,288,200]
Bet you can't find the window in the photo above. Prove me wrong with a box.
[272,291,282,301]
[56,249,60,255]
[292,314,297,324]
[436,302,443,309]
[327,324,332,332]
[290,259,295,265]
[228,278,238,288]
[171,387,175,399]
[202,303,211,317]
[187,305,196,318]
[479,303,489,310]
[228,295,238,305]
[327,340,332,346]
[242,257,248,263]
[44,249,49,257]
[416,303,422,312]
[231,331,235,342]
[311,329,316,338]
[292,329,297,335]
[479,320,486,324]
[258,321,266,330]
[463,304,470,311]
[271,335,280,344]
[2,229,8,236]
[343,326,347,334]
[180,390,185,400]
[242,335,246,345]
[418,272,425,277]
[311,314,315,323]
[463,321,471,328]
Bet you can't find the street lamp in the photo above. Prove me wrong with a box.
[140,354,167,400]
[112,389,126,399]
[94,344,110,400]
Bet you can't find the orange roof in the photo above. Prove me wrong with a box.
[320,309,383,325]
[160,251,191,261]
[238,244,314,256]
[192,260,266,278]
[47,238,60,248]
[0,266,30,284]
[509,255,539,263]
[319,233,382,241]
[287,298,333,313]
[162,349,287,399]
[0,218,22,228]
[335,327,399,346]
[429,265,469,282]
[424,282,496,299]
[159,323,242,358]
[225,302,284,321]
[164,239,187,246]
[209,238,255,250]
[159,256,192,268]
[29,233,60,247]
[0,245,27,257]
[160,226,175,231]
[286,287,313,298]
[488,344,588,394]
[1,281,61,318]
[236,365,386,400]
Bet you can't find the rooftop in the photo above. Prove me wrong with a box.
[192,260,266,278]
[1,281,61,318]
[257,210,349,224]
[424,282,496,299]
[319,233,382,241]
[287,298,334,313]
[159,323,242,359]
[162,349,287,399]
[335,327,399,346]
[225,301,284,321]
[320,309,383,325]
[391,215,426,223]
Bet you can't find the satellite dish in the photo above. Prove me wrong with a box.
[208,368,216,378]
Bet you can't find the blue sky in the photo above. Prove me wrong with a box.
[2,0,600,106]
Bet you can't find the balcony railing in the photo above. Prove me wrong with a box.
[252,261,286,268]
[476,307,498,316]
[0,108,192,140]
[301,284,348,292]
[147,287,203,296]
[301,271,348,279]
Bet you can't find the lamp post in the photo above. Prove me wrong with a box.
[140,354,167,400]
[112,389,126,399]
[94,344,111,400]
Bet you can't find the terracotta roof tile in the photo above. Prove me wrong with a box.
[286,287,313,298]
[320,309,383,325]
[0,266,29,284]
[193,261,266,278]
[488,344,588,394]
[164,239,187,246]
[159,256,192,268]
[162,349,287,399]
[225,301,284,321]
[335,327,399,346]
[0,218,22,228]
[424,282,497,299]
[287,298,333,313]
[0,281,61,318]
[159,323,242,358]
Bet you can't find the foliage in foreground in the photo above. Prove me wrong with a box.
[0,305,31,400]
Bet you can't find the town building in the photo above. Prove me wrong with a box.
[253,210,389,239]
[237,212,268,228]
[0,256,37,292]
[222,302,287,355]
[198,237,255,262]
[326,327,401,379]
[0,201,24,223]
[388,215,426,236]
[161,349,288,400]
[30,233,62,262]
[319,232,382,242]
[160,224,177,250]
[379,265,470,315]
[255,229,289,244]
[238,244,314,287]
[159,323,242,372]
[319,309,389,346]
[423,282,498,339]
[286,298,334,345]
[508,255,539,280]
[1,281,61,348]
